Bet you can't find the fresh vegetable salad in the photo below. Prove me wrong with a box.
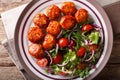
[27,2,103,79]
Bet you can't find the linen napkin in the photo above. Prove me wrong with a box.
[1,1,120,80]
[1,4,35,80]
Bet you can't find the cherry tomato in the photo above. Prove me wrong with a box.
[77,63,86,70]
[58,38,69,47]
[59,71,67,76]
[53,54,62,64]
[36,58,48,67]
[89,44,98,52]
[82,24,93,32]
[77,47,86,57]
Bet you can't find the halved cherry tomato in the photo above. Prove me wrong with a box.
[36,58,48,67]
[53,54,62,64]
[77,63,86,70]
[58,38,69,47]
[59,71,67,76]
[77,47,86,57]
[82,24,93,32]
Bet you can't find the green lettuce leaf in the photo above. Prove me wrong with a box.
[89,32,99,44]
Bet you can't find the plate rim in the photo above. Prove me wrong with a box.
[14,0,113,80]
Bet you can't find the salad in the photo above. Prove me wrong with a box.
[27,2,103,79]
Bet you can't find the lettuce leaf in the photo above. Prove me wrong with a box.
[89,32,99,44]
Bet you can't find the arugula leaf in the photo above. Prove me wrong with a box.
[74,69,82,75]
[74,67,89,78]
[50,65,61,74]
[62,30,71,38]
[72,32,82,51]
[84,18,94,25]
[92,52,99,63]
[49,48,57,57]
[79,67,89,78]
[72,31,88,51]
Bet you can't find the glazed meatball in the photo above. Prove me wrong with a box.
[75,8,88,23]
[61,2,77,15]
[28,26,44,43]
[46,21,61,36]
[43,34,56,50]
[28,43,44,59]
[46,5,61,20]
[60,15,76,30]
[33,13,49,28]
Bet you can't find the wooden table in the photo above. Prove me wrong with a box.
[0,0,120,80]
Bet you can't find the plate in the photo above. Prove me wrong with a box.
[14,0,113,80]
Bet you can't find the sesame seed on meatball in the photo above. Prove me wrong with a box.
[33,13,49,28]
[28,26,44,43]
[75,8,88,23]
[46,5,61,20]
[60,15,76,30]
[46,21,61,36]
[61,2,77,15]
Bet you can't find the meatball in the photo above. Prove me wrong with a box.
[28,26,44,43]
[46,5,61,20]
[60,15,76,30]
[75,8,88,23]
[33,13,49,28]
[28,43,44,59]
[61,2,77,15]
[46,21,61,36]
[43,34,56,50]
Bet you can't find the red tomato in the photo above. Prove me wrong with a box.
[77,47,86,57]
[82,24,93,32]
[53,54,62,64]
[77,63,86,70]
[59,71,67,76]
[36,58,48,67]
[89,44,98,52]
[58,38,69,47]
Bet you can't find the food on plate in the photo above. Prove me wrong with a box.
[77,63,86,70]
[28,43,44,59]
[46,5,61,20]
[46,21,61,36]
[42,34,56,50]
[58,38,69,47]
[75,8,88,23]
[27,26,44,43]
[60,15,76,30]
[89,44,99,52]
[77,47,86,57]
[53,53,63,64]
[61,2,77,15]
[33,13,49,28]
[36,58,48,67]
[82,24,93,32]
[27,1,103,79]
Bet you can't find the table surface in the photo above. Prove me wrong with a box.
[0,0,120,80]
